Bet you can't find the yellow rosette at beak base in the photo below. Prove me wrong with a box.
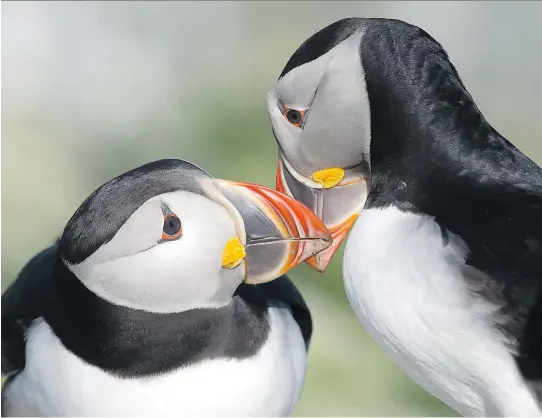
[312,168,345,189]
[222,237,246,269]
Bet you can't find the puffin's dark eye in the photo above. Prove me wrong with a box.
[161,214,182,241]
[283,107,305,128]
[286,109,301,124]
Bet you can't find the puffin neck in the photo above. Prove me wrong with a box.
[358,22,542,212]
[44,259,270,378]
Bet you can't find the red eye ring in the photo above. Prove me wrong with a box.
[161,214,182,241]
[282,106,305,128]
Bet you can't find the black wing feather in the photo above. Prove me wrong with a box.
[1,243,58,376]
[442,184,542,388]
[235,275,313,349]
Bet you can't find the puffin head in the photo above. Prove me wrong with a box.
[59,159,331,313]
[268,18,473,271]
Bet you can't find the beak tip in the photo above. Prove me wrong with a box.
[305,257,329,273]
[306,260,329,273]
[305,239,340,272]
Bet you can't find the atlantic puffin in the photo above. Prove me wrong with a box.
[267,18,542,416]
[1,158,331,416]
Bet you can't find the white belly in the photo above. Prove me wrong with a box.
[343,206,540,417]
[3,306,307,417]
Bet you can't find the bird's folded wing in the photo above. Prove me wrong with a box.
[1,242,59,376]
[236,275,313,349]
[462,259,541,404]
[255,275,312,349]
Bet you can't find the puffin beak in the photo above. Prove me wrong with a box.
[207,179,332,284]
[276,155,369,272]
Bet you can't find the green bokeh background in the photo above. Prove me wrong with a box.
[2,1,541,416]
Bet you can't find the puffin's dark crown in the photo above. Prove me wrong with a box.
[59,158,209,264]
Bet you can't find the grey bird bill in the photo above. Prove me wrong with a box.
[206,179,333,284]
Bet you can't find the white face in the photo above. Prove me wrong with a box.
[68,190,243,314]
[267,31,371,180]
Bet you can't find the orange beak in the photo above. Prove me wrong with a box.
[276,157,368,272]
[210,179,332,284]
[304,213,358,272]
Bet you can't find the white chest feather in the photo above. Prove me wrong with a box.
[4,306,307,417]
[343,206,540,417]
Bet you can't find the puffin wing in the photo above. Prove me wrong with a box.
[457,187,542,403]
[1,242,58,376]
[521,297,542,405]
[462,262,542,405]
[236,275,312,349]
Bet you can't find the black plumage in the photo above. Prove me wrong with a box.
[281,17,542,392]
[2,241,312,379]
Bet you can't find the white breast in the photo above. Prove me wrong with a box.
[343,206,540,417]
[3,305,307,417]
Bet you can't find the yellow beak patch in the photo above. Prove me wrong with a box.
[222,237,246,269]
[312,168,345,189]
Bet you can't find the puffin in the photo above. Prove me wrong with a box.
[267,18,542,416]
[1,158,331,417]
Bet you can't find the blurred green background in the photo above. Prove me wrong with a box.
[2,1,541,416]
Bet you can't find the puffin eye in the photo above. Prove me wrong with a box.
[161,214,182,241]
[286,109,302,125]
[279,101,305,128]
